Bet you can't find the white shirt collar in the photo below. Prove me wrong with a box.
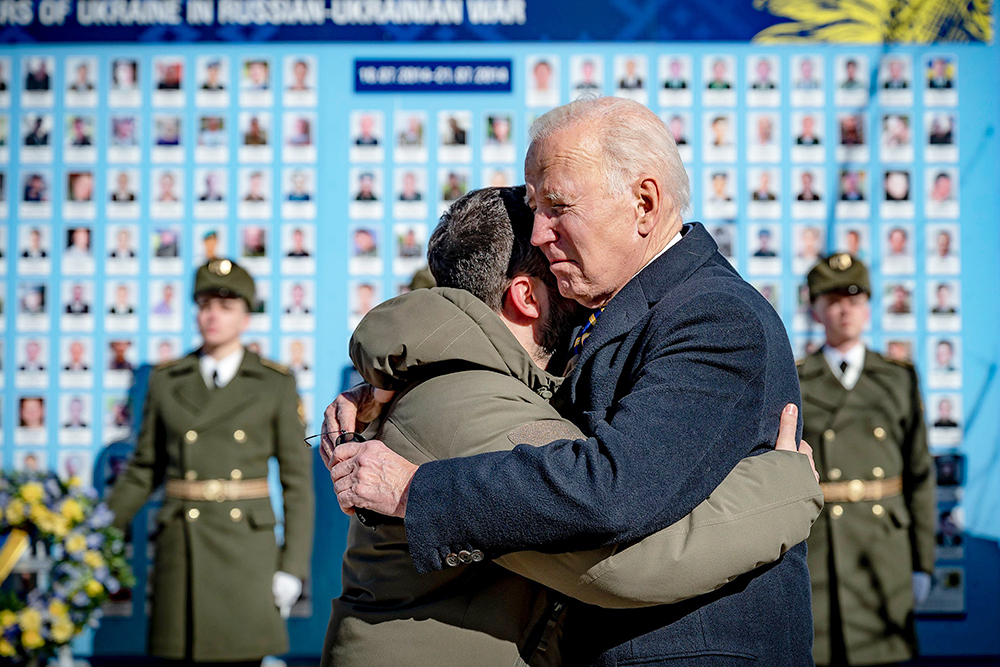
[632,232,683,282]
[200,347,245,389]
[823,342,866,390]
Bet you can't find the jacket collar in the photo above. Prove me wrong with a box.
[571,222,718,376]
[169,348,268,429]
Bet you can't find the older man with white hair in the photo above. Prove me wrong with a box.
[327,97,815,666]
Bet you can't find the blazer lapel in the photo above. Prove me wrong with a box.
[570,223,720,388]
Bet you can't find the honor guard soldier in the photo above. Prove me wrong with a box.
[106,258,315,667]
[800,254,936,667]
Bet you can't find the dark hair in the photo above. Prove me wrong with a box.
[428,186,551,312]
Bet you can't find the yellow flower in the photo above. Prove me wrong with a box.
[0,639,14,656]
[60,499,84,523]
[48,599,69,618]
[6,499,25,524]
[0,610,16,627]
[18,607,42,633]
[65,533,87,554]
[51,517,69,538]
[21,630,44,649]
[19,482,44,504]
[30,503,49,524]
[85,580,104,597]
[51,618,75,643]
[67,476,82,489]
[83,550,105,569]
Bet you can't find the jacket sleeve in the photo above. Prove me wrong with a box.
[275,372,315,581]
[105,370,167,529]
[495,450,822,608]
[904,366,937,574]
[403,291,784,573]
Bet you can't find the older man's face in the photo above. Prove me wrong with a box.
[526,127,643,308]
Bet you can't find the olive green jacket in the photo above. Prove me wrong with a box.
[323,288,823,667]
[799,350,936,666]
[106,350,314,662]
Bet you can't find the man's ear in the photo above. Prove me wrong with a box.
[505,275,542,321]
[636,177,664,237]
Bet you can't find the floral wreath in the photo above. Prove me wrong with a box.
[0,471,134,665]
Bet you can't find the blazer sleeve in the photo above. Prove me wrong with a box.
[903,366,937,574]
[404,291,782,573]
[274,372,315,580]
[105,370,167,529]
[495,450,822,608]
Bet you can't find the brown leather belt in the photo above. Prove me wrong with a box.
[820,476,902,503]
[165,478,269,502]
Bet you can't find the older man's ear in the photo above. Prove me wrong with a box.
[635,176,664,237]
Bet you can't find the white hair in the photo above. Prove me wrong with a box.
[528,96,690,214]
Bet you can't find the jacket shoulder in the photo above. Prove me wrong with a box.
[259,357,292,376]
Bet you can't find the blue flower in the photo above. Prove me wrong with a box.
[89,506,114,529]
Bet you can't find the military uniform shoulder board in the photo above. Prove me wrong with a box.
[155,357,185,371]
[260,357,292,375]
[883,356,916,370]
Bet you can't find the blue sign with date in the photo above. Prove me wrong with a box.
[354,58,512,93]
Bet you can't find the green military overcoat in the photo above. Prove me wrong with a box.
[799,350,936,666]
[106,350,314,662]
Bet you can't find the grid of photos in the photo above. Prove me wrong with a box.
[346,105,517,324]
[2,54,321,483]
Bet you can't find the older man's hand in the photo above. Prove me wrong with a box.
[319,383,396,471]
[775,403,819,483]
[331,439,417,518]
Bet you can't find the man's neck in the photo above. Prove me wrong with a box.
[202,339,243,360]
[826,337,862,355]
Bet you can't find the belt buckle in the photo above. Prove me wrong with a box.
[847,479,865,502]
[204,479,225,502]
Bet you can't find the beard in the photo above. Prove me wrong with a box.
[538,286,589,357]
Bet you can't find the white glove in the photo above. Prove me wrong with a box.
[912,571,932,605]
[272,571,302,619]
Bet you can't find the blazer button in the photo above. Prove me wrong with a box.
[444,553,460,567]
[872,466,885,479]
[230,508,243,521]
[874,427,887,441]
[823,429,836,442]
[231,469,243,480]
[184,470,198,481]
[828,468,842,480]
[458,550,473,564]
[831,505,843,518]
[185,430,198,443]
[471,550,484,562]
[187,508,200,521]
[872,504,885,517]
[234,429,247,443]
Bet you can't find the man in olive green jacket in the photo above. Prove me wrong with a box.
[107,259,314,665]
[322,188,823,666]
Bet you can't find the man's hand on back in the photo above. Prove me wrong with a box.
[330,439,417,518]
[320,383,396,471]
[775,403,819,482]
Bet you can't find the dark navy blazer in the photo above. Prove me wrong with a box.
[405,222,813,666]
